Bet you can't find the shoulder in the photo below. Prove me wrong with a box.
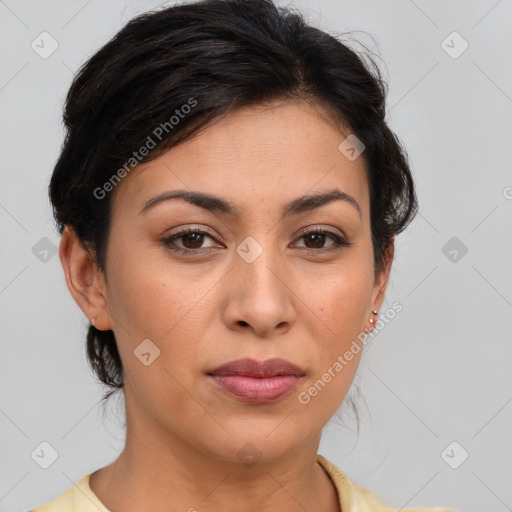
[27,474,110,512]
[316,454,457,512]
[29,460,456,512]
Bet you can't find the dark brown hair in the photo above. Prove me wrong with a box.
[49,0,418,402]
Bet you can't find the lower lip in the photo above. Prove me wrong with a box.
[209,375,302,403]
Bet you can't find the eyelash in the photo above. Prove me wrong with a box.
[161,226,352,256]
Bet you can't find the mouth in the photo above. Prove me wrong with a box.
[207,358,306,404]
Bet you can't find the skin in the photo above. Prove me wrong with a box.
[59,100,393,512]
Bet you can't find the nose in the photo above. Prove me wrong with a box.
[222,242,296,338]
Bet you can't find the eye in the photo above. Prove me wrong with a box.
[294,227,352,253]
[161,227,222,254]
[161,226,352,256]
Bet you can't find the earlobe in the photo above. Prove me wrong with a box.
[59,226,112,330]
[367,242,394,329]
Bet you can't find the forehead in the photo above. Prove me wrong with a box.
[111,100,369,219]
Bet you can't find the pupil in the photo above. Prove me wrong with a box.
[185,233,203,248]
[307,233,324,248]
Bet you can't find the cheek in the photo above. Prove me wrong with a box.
[104,250,226,386]
[106,245,209,337]
[308,263,374,338]
[105,260,207,403]
[298,255,374,384]
[294,270,372,418]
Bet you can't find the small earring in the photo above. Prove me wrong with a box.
[369,318,374,324]
[371,310,378,315]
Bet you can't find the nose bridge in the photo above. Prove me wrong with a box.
[229,233,295,333]
[236,234,283,294]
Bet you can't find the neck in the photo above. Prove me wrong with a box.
[89,403,340,512]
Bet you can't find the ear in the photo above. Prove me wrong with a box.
[369,241,394,315]
[59,225,112,331]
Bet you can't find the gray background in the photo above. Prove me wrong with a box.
[1,1,511,511]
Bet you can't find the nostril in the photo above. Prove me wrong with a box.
[239,321,249,326]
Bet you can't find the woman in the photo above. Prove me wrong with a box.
[30,0,455,510]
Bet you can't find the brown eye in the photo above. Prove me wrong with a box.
[302,231,328,249]
[162,228,221,254]
[295,228,351,252]
[180,232,206,249]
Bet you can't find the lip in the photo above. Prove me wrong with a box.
[207,358,305,404]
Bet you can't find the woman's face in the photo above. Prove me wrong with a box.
[92,101,390,465]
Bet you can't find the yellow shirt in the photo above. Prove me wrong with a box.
[28,454,456,512]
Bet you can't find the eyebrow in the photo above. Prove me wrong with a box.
[139,188,361,219]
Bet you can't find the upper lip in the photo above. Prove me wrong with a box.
[208,358,305,377]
